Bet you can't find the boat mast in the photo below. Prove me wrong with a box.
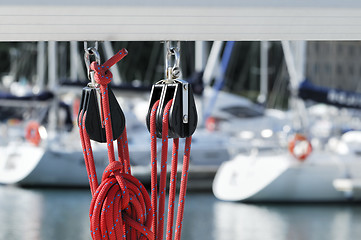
[195,41,208,126]
[195,41,207,73]
[258,41,269,105]
[36,41,46,92]
[203,41,223,88]
[47,41,59,138]
[203,41,235,122]
[282,41,309,133]
[70,41,79,81]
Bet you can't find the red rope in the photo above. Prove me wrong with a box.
[149,100,192,240]
[78,110,98,195]
[150,101,159,239]
[79,49,154,240]
[157,100,173,240]
[174,136,191,240]
[166,138,179,240]
[79,48,193,240]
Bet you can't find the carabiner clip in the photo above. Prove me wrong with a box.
[84,47,101,87]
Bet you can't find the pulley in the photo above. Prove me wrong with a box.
[146,41,198,138]
[78,44,125,143]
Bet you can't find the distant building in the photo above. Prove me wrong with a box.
[306,41,361,93]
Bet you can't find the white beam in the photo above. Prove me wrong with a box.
[2,1,361,41]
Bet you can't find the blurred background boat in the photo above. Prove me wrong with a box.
[213,41,361,202]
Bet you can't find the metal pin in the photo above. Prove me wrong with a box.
[183,115,188,124]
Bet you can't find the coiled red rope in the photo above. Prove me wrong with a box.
[79,49,192,240]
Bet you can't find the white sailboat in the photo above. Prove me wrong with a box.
[213,140,361,202]
[212,41,361,202]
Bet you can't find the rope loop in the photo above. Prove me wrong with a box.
[101,161,130,209]
[91,61,114,85]
[91,49,128,86]
[89,162,154,240]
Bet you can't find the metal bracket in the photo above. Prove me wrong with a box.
[176,79,189,124]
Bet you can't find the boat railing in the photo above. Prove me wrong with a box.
[0,90,54,108]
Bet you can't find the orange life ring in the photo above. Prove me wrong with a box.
[205,117,218,132]
[25,121,41,146]
[288,134,312,161]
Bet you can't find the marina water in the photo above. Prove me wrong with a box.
[1,185,361,240]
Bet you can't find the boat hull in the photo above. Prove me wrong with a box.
[0,129,229,190]
[213,151,361,202]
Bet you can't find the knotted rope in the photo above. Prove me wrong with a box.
[79,49,154,240]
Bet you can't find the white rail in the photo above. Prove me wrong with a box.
[2,0,361,41]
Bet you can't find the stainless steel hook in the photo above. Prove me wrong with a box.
[84,43,101,87]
